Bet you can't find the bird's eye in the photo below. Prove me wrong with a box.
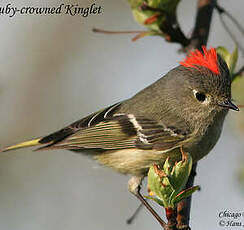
[193,90,206,102]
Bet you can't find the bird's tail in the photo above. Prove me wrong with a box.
[1,138,42,152]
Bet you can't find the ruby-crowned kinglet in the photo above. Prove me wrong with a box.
[1,47,239,224]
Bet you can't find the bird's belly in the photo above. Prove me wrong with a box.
[94,148,181,176]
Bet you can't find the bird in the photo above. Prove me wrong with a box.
[1,47,239,225]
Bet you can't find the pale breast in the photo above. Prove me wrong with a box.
[94,148,181,176]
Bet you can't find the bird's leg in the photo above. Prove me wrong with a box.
[128,176,167,229]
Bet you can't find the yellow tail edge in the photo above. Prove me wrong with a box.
[1,138,42,152]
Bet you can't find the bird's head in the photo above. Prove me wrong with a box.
[162,47,239,126]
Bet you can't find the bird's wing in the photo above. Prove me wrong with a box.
[37,103,189,152]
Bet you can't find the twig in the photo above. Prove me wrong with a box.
[126,203,144,224]
[185,0,216,52]
[165,208,178,230]
[135,191,167,228]
[140,2,167,13]
[92,28,147,34]
[162,17,190,47]
[215,5,244,56]
[93,1,190,47]
[142,2,190,46]
[140,2,190,46]
[215,3,244,35]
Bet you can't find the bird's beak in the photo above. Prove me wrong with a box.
[218,99,239,111]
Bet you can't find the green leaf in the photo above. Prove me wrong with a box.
[145,196,165,206]
[147,150,193,208]
[229,46,238,75]
[216,46,239,77]
[172,186,200,205]
[128,0,181,38]
[216,47,229,61]
[147,165,173,207]
[148,0,180,12]
[163,157,171,175]
[168,151,192,195]
[131,9,162,31]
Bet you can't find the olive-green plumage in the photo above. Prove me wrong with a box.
[1,48,239,195]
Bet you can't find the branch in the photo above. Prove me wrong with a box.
[177,163,198,229]
[140,3,190,47]
[215,3,244,36]
[165,208,178,230]
[185,0,216,52]
[92,28,147,35]
[162,15,190,47]
[215,3,244,56]
[94,1,190,47]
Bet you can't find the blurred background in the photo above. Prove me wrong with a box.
[0,0,243,229]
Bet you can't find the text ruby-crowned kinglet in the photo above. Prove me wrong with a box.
[1,47,239,221]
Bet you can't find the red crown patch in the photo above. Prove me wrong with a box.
[180,46,219,75]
